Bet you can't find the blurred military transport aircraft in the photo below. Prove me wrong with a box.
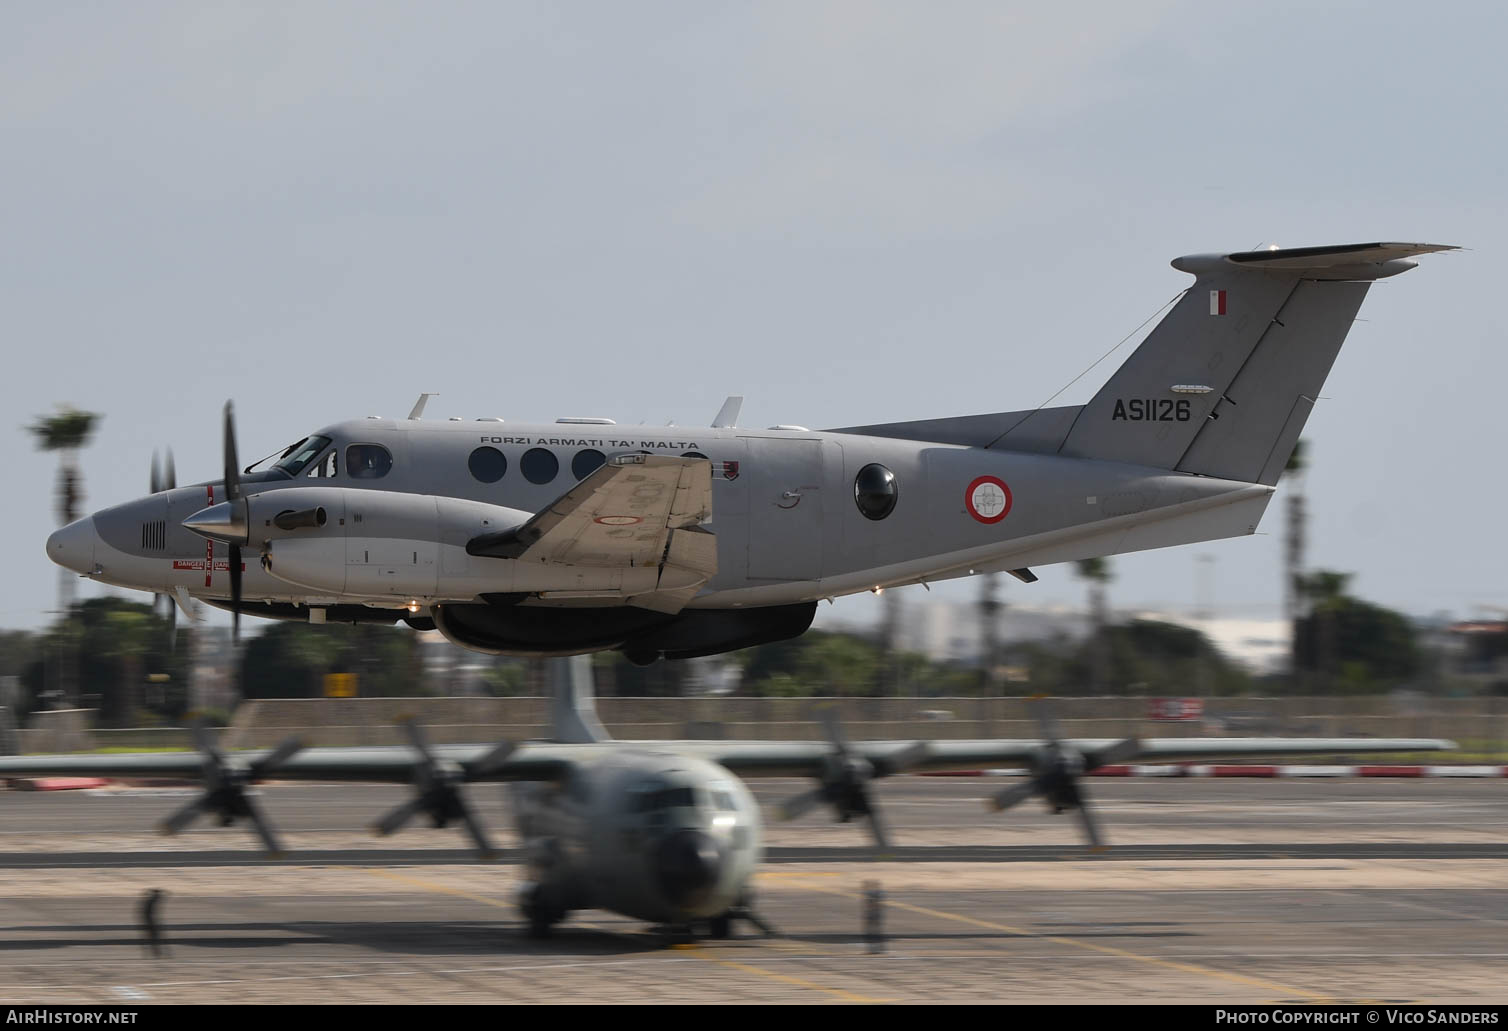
[0,665,1455,938]
[44,242,1456,663]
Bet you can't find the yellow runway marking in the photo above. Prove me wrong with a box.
[345,867,514,911]
[349,868,887,1000]
[775,876,1333,1002]
[675,945,894,1003]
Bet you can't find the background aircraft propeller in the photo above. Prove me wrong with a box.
[160,720,304,856]
[372,718,516,860]
[989,696,1140,850]
[150,448,178,645]
[778,708,928,853]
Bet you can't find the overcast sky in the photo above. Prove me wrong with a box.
[6,1,1504,633]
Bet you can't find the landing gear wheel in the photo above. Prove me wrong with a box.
[707,913,732,939]
[522,885,560,940]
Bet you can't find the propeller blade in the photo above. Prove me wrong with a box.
[990,779,1043,813]
[242,796,286,856]
[249,735,305,778]
[191,719,225,768]
[401,717,434,759]
[373,796,427,837]
[863,786,893,854]
[456,799,498,859]
[150,451,162,494]
[160,796,208,835]
[229,543,242,643]
[779,788,826,822]
[818,707,850,756]
[1074,783,1104,850]
[223,401,241,502]
[1085,737,1140,771]
[1030,694,1063,744]
[164,448,176,491]
[165,595,176,653]
[466,739,517,779]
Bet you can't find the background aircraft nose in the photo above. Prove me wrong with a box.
[655,829,723,909]
[46,516,97,575]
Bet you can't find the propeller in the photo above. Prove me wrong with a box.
[180,403,249,641]
[372,718,516,860]
[151,449,179,646]
[160,720,304,856]
[778,708,929,853]
[222,403,244,644]
[989,696,1140,850]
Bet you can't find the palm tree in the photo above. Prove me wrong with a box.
[30,406,101,709]
[1075,558,1114,693]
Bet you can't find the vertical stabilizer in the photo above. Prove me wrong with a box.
[1057,243,1454,484]
[548,654,611,743]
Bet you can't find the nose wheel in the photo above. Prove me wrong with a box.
[519,883,565,940]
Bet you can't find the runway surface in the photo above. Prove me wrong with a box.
[1,777,1504,1004]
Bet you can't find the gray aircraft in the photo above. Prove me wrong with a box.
[45,241,1455,664]
[12,240,1460,938]
[0,663,1456,938]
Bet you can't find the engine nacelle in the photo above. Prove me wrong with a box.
[242,487,534,601]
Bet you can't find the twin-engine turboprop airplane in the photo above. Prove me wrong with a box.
[0,663,1457,938]
[44,242,1454,662]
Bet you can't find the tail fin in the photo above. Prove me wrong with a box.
[1058,242,1454,484]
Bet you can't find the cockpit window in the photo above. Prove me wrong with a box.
[346,443,393,479]
[306,449,338,478]
[649,786,696,810]
[269,436,331,478]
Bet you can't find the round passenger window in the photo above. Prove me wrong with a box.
[346,444,393,480]
[521,448,560,485]
[682,451,707,460]
[571,448,606,480]
[854,463,898,520]
[468,446,507,484]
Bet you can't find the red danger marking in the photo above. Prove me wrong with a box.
[965,476,1012,524]
[594,515,643,526]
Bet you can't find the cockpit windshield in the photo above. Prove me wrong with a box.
[246,436,333,480]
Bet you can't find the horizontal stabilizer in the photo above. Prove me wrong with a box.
[1175,242,1457,281]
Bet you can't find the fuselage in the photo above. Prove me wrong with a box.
[46,415,1271,657]
[510,750,762,925]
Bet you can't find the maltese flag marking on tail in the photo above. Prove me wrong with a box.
[1209,289,1227,316]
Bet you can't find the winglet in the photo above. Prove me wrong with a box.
[712,396,743,428]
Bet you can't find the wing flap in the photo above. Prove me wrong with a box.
[467,454,716,613]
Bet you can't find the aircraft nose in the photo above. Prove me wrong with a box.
[46,516,97,575]
[655,829,723,909]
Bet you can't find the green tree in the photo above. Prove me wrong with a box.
[240,622,425,699]
[20,599,183,724]
[1075,557,1114,693]
[30,406,103,708]
[1292,571,1421,693]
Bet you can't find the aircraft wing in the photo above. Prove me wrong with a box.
[0,737,1454,784]
[465,454,715,613]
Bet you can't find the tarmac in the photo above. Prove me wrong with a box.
[0,777,1504,1004]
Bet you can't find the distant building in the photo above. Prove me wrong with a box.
[845,598,1290,674]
